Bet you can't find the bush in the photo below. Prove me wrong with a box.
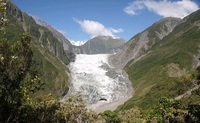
[100,110,121,123]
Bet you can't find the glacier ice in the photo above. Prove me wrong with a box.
[68,54,131,107]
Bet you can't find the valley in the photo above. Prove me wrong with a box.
[65,54,133,112]
[1,0,200,122]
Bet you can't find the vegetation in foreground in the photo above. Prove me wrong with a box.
[2,0,71,98]
[1,1,200,123]
[1,2,101,122]
[0,33,102,122]
[0,33,199,122]
[100,75,200,123]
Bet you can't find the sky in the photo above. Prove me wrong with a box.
[12,0,200,42]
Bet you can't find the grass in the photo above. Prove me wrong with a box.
[117,11,200,111]
[1,3,71,98]
[31,39,69,98]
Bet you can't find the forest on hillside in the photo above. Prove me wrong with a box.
[0,1,200,123]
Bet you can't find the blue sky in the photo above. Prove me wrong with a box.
[12,0,200,42]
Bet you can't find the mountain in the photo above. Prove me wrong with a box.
[32,19,126,55]
[114,10,200,110]
[109,17,182,68]
[79,36,126,54]
[2,1,72,97]
[3,0,200,114]
[33,18,73,51]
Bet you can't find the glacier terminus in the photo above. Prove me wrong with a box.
[67,54,133,112]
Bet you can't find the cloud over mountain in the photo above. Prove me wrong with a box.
[74,18,123,38]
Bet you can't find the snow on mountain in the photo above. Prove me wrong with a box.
[70,40,87,46]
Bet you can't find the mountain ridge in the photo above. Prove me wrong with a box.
[116,9,200,110]
[78,35,126,54]
[33,17,73,51]
[2,0,72,97]
[109,17,182,69]
[3,0,200,113]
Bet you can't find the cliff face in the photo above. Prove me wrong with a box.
[3,1,72,97]
[34,18,73,51]
[109,17,182,68]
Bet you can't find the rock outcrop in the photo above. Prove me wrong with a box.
[109,17,182,68]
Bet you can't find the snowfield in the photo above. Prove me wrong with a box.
[68,54,132,112]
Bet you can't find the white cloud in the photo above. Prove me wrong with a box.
[109,28,124,33]
[124,0,199,18]
[73,18,123,38]
[124,1,144,15]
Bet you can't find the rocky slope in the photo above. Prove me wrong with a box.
[78,36,126,54]
[116,10,200,110]
[109,17,182,68]
[2,1,72,97]
[33,18,73,51]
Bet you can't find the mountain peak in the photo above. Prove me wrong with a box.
[79,35,125,54]
[95,35,121,40]
[32,16,73,50]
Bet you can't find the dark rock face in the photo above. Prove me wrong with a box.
[61,87,69,97]
[68,52,76,62]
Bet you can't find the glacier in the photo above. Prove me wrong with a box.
[67,54,132,111]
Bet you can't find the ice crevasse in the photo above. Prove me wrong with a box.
[68,54,131,109]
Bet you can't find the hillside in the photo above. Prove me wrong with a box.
[33,18,73,51]
[109,17,182,68]
[1,1,71,98]
[116,9,200,110]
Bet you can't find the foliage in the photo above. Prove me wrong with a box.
[115,97,199,123]
[146,97,180,122]
[121,9,200,111]
[187,104,200,122]
[146,97,200,123]
[118,108,144,123]
[14,95,102,123]
[0,1,102,122]
[100,110,121,123]
[144,66,200,122]
[0,33,40,122]
[0,33,102,122]
[1,0,70,97]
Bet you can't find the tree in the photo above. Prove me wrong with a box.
[0,33,41,122]
[118,108,144,123]
[146,97,184,123]
[187,104,200,122]
[0,3,102,122]
[100,110,121,123]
